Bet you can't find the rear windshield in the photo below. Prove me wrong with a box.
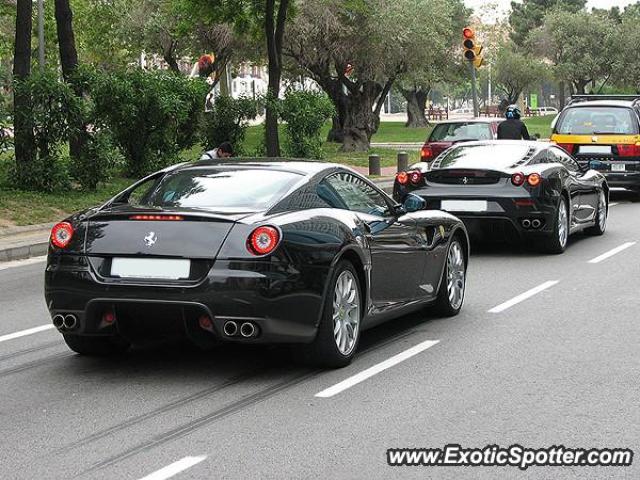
[134,168,302,212]
[434,144,533,170]
[430,122,493,142]
[555,107,638,135]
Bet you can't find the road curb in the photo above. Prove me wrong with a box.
[0,241,49,262]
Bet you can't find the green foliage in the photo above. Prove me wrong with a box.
[90,69,208,177]
[494,42,548,103]
[509,0,586,46]
[12,71,82,191]
[278,90,334,159]
[200,95,258,154]
[70,130,124,191]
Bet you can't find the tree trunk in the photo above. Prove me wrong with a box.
[340,87,382,152]
[13,0,34,188]
[55,0,86,168]
[264,0,289,157]
[558,81,565,109]
[402,88,429,128]
[327,116,344,143]
[162,39,180,74]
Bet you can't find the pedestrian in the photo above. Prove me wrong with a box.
[497,105,530,140]
[201,141,234,160]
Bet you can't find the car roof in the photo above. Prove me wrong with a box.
[178,159,343,176]
[565,100,636,108]
[450,140,548,152]
[435,118,497,124]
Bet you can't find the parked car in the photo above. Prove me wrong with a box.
[420,119,500,162]
[45,160,469,367]
[550,94,640,195]
[533,107,559,115]
[394,141,609,254]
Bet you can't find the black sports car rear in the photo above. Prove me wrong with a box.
[45,160,469,367]
[393,141,609,253]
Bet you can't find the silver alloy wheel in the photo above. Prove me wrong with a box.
[332,270,360,356]
[446,241,465,310]
[597,191,607,231]
[558,198,568,248]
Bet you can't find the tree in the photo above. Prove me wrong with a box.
[180,0,292,156]
[12,0,34,188]
[285,0,458,151]
[493,42,547,104]
[397,0,468,128]
[509,0,586,47]
[615,4,640,92]
[535,9,620,95]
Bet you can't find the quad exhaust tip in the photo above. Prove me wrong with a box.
[223,321,238,337]
[63,314,78,330]
[522,219,531,228]
[52,314,64,330]
[531,219,542,229]
[240,322,257,338]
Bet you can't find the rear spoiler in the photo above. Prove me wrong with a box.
[568,95,640,106]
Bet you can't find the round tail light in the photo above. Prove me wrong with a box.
[511,172,525,186]
[51,222,74,249]
[248,226,280,256]
[527,173,541,187]
[396,172,409,185]
[409,171,422,185]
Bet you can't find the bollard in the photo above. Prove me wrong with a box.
[368,154,381,176]
[397,151,409,172]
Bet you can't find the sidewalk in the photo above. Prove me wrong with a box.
[0,179,396,263]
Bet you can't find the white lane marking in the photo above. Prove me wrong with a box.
[488,280,559,314]
[138,456,207,480]
[609,202,619,207]
[0,324,55,343]
[315,340,440,398]
[0,256,46,271]
[588,242,637,264]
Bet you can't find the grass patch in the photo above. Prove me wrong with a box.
[524,115,555,139]
[0,178,131,226]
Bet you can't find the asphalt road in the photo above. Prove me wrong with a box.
[1,192,639,480]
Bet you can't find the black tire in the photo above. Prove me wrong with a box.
[302,261,362,368]
[585,190,607,236]
[433,237,466,317]
[542,196,569,254]
[63,334,129,356]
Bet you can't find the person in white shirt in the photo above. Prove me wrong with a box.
[201,142,234,160]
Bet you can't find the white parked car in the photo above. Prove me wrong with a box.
[533,107,559,115]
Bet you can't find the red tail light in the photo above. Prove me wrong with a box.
[556,143,575,154]
[617,144,640,157]
[248,226,280,256]
[396,171,409,185]
[420,146,433,161]
[527,173,541,187]
[51,222,74,249]
[129,215,184,221]
[409,171,422,185]
[511,172,525,186]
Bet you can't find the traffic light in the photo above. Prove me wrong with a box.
[462,27,484,68]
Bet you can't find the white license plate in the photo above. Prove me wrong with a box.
[111,258,191,279]
[579,145,611,154]
[440,200,488,212]
[611,163,626,172]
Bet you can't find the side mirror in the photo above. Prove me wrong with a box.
[402,193,426,213]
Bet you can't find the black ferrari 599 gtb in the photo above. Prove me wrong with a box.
[45,160,469,367]
[394,141,609,253]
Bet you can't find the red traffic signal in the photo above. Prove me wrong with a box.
[463,27,474,39]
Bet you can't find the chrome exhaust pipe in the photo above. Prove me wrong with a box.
[240,322,256,338]
[63,314,77,330]
[531,219,542,229]
[522,219,531,229]
[223,321,238,337]
[52,314,64,330]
